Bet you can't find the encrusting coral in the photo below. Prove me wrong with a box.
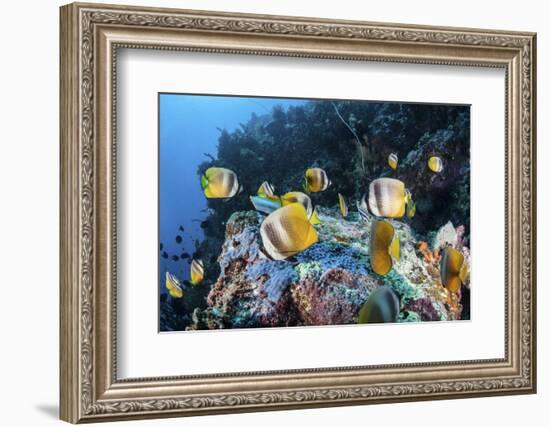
[188,207,470,330]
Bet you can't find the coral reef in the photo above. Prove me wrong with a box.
[188,208,470,330]
[197,101,470,245]
[161,100,471,331]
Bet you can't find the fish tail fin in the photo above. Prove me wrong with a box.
[238,185,243,195]
[389,235,400,261]
[302,180,310,193]
[406,201,416,218]
[309,207,321,225]
[459,262,469,284]
[200,174,209,189]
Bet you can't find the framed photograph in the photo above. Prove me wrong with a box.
[60,2,537,423]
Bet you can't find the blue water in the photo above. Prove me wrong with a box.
[159,94,306,293]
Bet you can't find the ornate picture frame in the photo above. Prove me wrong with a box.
[60,2,536,423]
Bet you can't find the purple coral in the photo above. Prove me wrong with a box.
[292,268,376,325]
[403,297,440,321]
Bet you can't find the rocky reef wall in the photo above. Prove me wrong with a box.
[189,207,470,330]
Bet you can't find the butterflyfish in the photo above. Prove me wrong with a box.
[250,196,282,215]
[357,286,400,324]
[165,272,183,298]
[280,191,321,225]
[440,247,469,293]
[357,195,370,221]
[190,258,204,286]
[201,167,242,199]
[304,168,331,193]
[257,181,277,200]
[338,193,348,218]
[368,178,408,218]
[370,219,400,276]
[405,189,416,218]
[428,156,444,173]
[388,153,398,170]
[281,191,312,217]
[260,203,318,260]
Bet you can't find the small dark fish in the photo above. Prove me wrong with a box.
[193,250,203,259]
[162,251,168,259]
[172,255,179,261]
[180,252,190,259]
[179,225,184,232]
[175,235,183,244]
[160,243,163,251]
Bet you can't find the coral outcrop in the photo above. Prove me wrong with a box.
[188,207,470,330]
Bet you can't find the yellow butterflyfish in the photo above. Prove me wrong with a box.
[388,153,398,170]
[165,271,183,298]
[338,193,348,218]
[440,247,469,293]
[190,259,204,286]
[369,219,400,276]
[260,203,318,260]
[428,156,444,173]
[303,168,331,193]
[368,178,407,218]
[201,167,241,199]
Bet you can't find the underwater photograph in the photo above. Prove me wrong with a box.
[158,93,471,332]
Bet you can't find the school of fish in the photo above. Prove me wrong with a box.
[164,152,468,325]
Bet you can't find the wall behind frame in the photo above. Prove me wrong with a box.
[0,0,545,426]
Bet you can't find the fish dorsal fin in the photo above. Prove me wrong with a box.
[204,167,221,179]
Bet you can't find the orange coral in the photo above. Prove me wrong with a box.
[417,241,441,264]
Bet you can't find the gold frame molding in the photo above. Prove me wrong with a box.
[60,2,537,423]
